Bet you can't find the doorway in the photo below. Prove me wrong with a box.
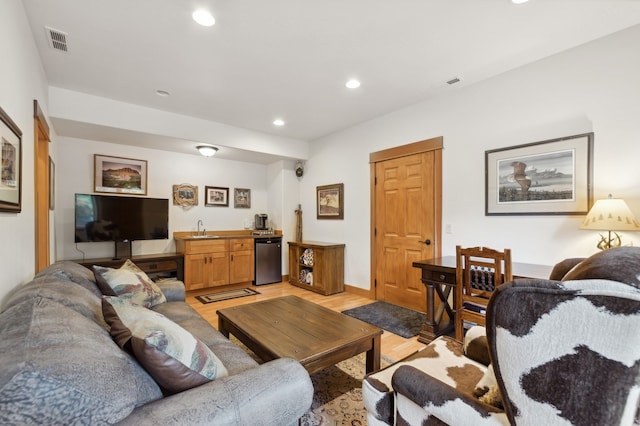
[34,100,51,272]
[370,137,442,312]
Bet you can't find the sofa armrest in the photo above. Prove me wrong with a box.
[392,365,505,425]
[155,279,186,302]
[117,358,313,426]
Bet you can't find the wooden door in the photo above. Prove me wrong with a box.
[184,254,209,290]
[230,250,254,283]
[34,101,51,272]
[371,138,442,312]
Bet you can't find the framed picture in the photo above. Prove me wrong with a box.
[205,186,229,207]
[49,157,55,210]
[173,183,198,206]
[94,154,147,195]
[234,188,251,208]
[317,183,344,219]
[485,133,593,216]
[0,107,22,213]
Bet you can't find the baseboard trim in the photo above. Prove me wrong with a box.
[344,283,374,299]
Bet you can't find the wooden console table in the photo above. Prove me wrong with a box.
[412,256,552,344]
[73,253,184,281]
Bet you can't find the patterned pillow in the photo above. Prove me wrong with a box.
[93,259,166,307]
[102,296,228,393]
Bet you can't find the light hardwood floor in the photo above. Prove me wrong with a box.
[186,282,427,362]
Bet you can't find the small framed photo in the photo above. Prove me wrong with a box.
[485,133,593,215]
[234,188,251,208]
[317,183,344,220]
[0,106,22,213]
[173,183,198,206]
[205,186,229,207]
[94,154,147,195]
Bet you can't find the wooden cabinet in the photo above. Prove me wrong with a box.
[176,237,255,290]
[288,241,344,295]
[74,253,184,281]
[230,238,254,284]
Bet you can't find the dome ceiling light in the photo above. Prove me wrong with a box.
[197,145,218,157]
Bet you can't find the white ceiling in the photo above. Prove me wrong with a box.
[21,0,640,162]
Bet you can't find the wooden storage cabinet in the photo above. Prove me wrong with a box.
[176,237,255,290]
[288,241,344,295]
[75,253,184,281]
[230,238,254,284]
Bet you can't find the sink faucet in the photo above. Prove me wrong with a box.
[197,219,204,236]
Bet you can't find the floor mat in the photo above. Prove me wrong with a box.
[342,301,425,338]
[195,288,260,304]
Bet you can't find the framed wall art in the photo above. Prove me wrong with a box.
[0,106,22,213]
[234,188,251,208]
[205,186,229,207]
[94,154,147,195]
[317,183,344,219]
[173,183,198,207]
[485,133,593,216]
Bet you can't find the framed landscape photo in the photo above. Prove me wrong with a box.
[485,133,593,216]
[94,154,147,195]
[0,106,22,213]
[205,186,229,207]
[317,183,344,219]
[172,183,198,206]
[234,188,251,208]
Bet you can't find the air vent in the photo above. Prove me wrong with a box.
[446,76,462,85]
[45,26,68,52]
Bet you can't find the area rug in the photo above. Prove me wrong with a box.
[195,287,260,304]
[342,301,426,338]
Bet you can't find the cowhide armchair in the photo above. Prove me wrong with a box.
[364,246,640,426]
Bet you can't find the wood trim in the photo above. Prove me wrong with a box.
[369,136,443,163]
[34,100,51,273]
[344,283,374,299]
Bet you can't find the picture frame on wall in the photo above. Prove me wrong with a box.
[172,183,198,206]
[485,132,593,216]
[234,188,251,208]
[0,106,23,213]
[94,154,147,195]
[205,186,229,207]
[317,183,344,219]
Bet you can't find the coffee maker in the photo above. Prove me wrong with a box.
[254,214,268,230]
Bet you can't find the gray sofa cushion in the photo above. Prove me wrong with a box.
[35,260,103,297]
[0,297,162,425]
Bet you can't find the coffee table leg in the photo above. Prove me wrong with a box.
[365,334,381,373]
[218,317,229,338]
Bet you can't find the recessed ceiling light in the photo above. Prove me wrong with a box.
[511,0,529,4]
[156,89,170,97]
[345,79,361,89]
[273,119,285,126]
[192,9,215,27]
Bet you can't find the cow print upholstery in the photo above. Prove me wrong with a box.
[363,246,640,425]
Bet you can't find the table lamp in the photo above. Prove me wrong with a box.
[580,195,640,250]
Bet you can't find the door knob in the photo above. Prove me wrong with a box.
[418,239,431,245]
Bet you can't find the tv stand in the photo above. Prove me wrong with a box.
[74,253,184,281]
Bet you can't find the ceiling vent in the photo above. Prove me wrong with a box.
[45,26,69,52]
[446,76,462,85]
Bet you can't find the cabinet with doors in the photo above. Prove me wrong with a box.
[177,239,230,290]
[288,241,344,295]
[229,238,254,284]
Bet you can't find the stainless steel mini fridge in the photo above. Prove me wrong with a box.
[254,237,282,285]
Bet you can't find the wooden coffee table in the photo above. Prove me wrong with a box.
[217,295,383,375]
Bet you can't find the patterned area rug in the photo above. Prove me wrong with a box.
[230,336,392,425]
[342,301,426,338]
[195,288,260,304]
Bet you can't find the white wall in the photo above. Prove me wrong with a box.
[0,0,51,306]
[300,24,640,290]
[55,137,274,261]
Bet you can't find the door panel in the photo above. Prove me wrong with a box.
[373,143,442,313]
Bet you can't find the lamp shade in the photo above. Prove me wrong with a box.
[197,145,218,157]
[580,197,640,231]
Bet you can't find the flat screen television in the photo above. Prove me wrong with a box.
[75,193,169,243]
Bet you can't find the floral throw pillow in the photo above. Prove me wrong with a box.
[102,296,228,393]
[93,259,166,307]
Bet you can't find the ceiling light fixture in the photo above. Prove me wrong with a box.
[273,119,285,126]
[156,89,170,97]
[511,0,529,4]
[192,9,215,27]
[345,79,361,89]
[197,145,218,157]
